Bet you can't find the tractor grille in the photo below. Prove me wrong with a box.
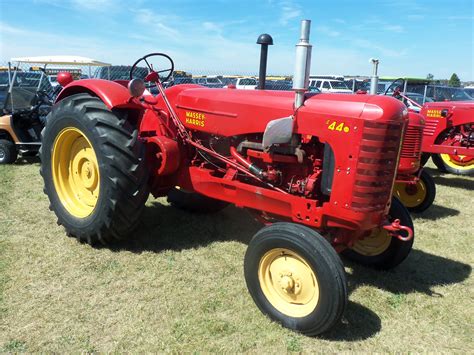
[352,121,404,212]
[423,119,438,136]
[401,125,423,159]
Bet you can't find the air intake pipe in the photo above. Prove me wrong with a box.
[293,20,312,109]
[369,58,379,95]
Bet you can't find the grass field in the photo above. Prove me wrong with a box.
[0,157,472,352]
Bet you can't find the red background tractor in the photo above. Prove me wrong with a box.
[420,101,473,175]
[384,79,473,176]
[41,21,418,335]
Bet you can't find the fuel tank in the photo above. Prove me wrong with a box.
[162,85,408,137]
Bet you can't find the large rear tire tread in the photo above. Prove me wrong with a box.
[40,93,149,245]
[0,139,17,164]
[342,197,414,270]
[244,222,347,336]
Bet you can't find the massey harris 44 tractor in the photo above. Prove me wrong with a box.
[392,112,436,213]
[41,21,417,335]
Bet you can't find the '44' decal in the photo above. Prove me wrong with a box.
[326,120,350,133]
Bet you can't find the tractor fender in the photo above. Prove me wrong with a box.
[55,79,141,110]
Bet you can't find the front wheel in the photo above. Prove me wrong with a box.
[393,170,436,213]
[244,223,347,336]
[0,139,17,164]
[40,93,149,245]
[342,197,414,269]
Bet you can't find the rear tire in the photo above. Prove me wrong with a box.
[432,153,474,176]
[244,222,347,336]
[393,170,436,213]
[342,197,414,269]
[0,139,17,164]
[40,93,149,245]
[167,187,228,213]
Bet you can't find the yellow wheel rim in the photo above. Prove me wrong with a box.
[440,154,474,171]
[352,228,392,256]
[258,248,319,318]
[52,127,100,218]
[393,180,427,208]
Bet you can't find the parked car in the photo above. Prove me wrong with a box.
[167,77,195,87]
[309,79,352,93]
[194,77,224,88]
[48,75,59,87]
[344,79,370,92]
[94,65,148,81]
[464,87,474,98]
[265,80,293,91]
[234,77,257,90]
[404,92,434,112]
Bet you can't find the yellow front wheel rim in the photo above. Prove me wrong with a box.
[52,127,100,218]
[440,154,474,171]
[352,229,392,256]
[393,180,427,208]
[258,248,319,318]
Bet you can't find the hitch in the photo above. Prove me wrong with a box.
[383,219,413,242]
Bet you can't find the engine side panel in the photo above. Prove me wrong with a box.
[420,101,474,150]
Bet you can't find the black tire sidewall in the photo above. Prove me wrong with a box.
[42,107,114,237]
[0,139,16,164]
[409,170,436,213]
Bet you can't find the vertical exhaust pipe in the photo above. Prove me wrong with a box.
[369,58,379,95]
[293,20,312,109]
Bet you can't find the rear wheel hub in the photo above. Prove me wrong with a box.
[52,127,100,218]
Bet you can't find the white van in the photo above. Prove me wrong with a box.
[309,79,352,94]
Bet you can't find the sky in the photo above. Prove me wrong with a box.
[0,0,473,80]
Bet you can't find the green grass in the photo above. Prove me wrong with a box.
[0,157,473,352]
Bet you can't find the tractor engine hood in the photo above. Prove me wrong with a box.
[167,86,408,137]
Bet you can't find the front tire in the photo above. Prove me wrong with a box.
[342,197,414,269]
[244,223,347,336]
[0,139,17,164]
[40,93,149,245]
[393,170,436,213]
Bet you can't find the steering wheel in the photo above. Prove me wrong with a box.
[32,90,52,108]
[129,53,174,88]
[384,78,405,97]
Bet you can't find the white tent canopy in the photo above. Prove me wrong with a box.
[10,55,111,66]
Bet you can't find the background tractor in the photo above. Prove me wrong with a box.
[384,78,474,176]
[41,21,417,336]
[392,111,436,213]
[360,63,436,213]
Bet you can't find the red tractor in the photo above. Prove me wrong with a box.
[41,21,417,335]
[421,101,473,175]
[385,79,474,175]
[392,112,436,212]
